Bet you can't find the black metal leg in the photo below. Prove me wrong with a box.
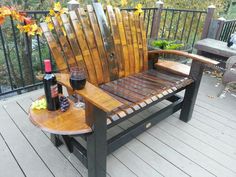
[50,134,63,147]
[87,106,107,177]
[180,61,204,122]
[62,135,73,153]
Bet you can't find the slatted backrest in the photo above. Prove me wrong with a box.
[40,3,148,85]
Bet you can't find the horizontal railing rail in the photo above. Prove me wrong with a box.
[0,7,207,98]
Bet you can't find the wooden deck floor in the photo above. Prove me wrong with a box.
[0,74,236,177]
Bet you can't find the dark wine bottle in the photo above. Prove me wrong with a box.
[43,60,60,111]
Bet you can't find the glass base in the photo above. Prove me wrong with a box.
[74,101,85,109]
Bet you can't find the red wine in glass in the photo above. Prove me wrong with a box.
[69,68,86,90]
[69,67,86,109]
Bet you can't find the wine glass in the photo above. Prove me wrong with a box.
[69,67,86,109]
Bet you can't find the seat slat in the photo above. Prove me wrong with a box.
[40,23,68,72]
[93,3,119,81]
[121,11,135,74]
[107,5,125,78]
[77,7,104,84]
[87,5,110,83]
[68,11,98,85]
[105,82,146,100]
[100,84,142,103]
[113,79,154,97]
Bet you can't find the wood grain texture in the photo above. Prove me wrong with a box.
[121,11,135,75]
[87,5,110,83]
[40,22,68,72]
[50,16,77,69]
[140,15,148,70]
[155,60,190,76]
[54,16,87,76]
[77,7,104,84]
[56,73,123,112]
[107,5,125,78]
[134,14,144,71]
[93,2,119,81]
[129,12,140,73]
[114,7,130,76]
[68,11,98,85]
[148,50,219,65]
[29,97,92,135]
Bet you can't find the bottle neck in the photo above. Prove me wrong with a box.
[45,71,52,74]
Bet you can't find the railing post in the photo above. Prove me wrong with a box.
[215,17,226,40]
[150,0,164,39]
[67,0,80,11]
[201,5,215,39]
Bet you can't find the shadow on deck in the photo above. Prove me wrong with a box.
[0,74,236,177]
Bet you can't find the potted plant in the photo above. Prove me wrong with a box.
[148,39,192,63]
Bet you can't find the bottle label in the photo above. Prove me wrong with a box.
[50,84,58,98]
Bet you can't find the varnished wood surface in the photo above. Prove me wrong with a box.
[155,60,190,76]
[56,73,123,112]
[148,50,219,65]
[29,97,92,135]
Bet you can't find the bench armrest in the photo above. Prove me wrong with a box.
[148,50,219,65]
[56,73,123,113]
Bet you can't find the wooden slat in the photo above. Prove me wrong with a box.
[48,17,77,69]
[56,73,123,112]
[87,5,110,83]
[0,106,54,177]
[134,14,144,71]
[77,8,104,84]
[107,5,125,78]
[129,12,140,73]
[93,2,119,81]
[140,15,148,70]
[155,60,190,76]
[114,7,130,76]
[0,133,25,177]
[100,84,141,103]
[121,11,135,74]
[52,17,86,72]
[40,22,68,72]
[68,11,98,85]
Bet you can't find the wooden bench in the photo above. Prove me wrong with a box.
[29,3,218,177]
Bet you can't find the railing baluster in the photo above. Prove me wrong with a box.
[10,16,25,87]
[180,12,188,41]
[0,27,14,90]
[34,13,44,73]
[167,10,175,40]
[174,11,181,40]
[161,9,168,38]
[186,12,195,44]
[146,9,151,37]
[192,12,202,46]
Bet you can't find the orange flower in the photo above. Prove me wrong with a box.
[0,15,5,25]
[24,17,32,24]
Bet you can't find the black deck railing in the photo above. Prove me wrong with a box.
[219,19,236,42]
[0,7,207,98]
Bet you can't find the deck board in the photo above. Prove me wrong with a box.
[0,74,236,177]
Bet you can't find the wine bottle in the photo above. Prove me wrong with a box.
[43,59,60,111]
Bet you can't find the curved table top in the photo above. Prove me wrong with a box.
[29,97,92,135]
